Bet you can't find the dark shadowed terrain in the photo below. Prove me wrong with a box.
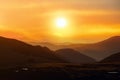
[0,36,66,68]
[101,52,120,63]
[0,63,120,80]
[0,36,120,80]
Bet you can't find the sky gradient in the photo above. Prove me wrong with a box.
[0,0,120,43]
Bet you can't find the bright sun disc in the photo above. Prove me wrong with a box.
[55,17,67,28]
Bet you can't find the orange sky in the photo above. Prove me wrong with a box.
[0,0,120,43]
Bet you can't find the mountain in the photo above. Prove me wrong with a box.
[101,52,120,63]
[41,36,120,61]
[37,42,60,50]
[0,36,65,67]
[71,36,120,61]
[55,48,96,63]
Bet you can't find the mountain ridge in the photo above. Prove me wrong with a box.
[37,36,120,61]
[55,48,96,63]
[101,52,120,63]
[0,36,66,67]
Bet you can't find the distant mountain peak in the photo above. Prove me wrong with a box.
[95,36,120,45]
[55,48,96,63]
[107,36,120,41]
[57,48,78,53]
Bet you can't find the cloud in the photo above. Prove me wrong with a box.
[0,0,119,10]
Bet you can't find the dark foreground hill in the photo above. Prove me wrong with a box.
[55,48,96,63]
[101,52,120,63]
[0,36,65,67]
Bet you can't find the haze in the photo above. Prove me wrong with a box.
[0,0,120,44]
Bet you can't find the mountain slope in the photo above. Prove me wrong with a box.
[72,36,120,61]
[101,52,120,63]
[55,48,96,63]
[39,36,120,61]
[0,36,65,67]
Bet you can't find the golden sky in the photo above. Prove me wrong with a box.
[0,0,120,43]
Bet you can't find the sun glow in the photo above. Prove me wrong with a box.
[51,16,74,38]
[55,17,67,28]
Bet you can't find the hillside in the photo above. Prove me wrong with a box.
[0,36,65,67]
[72,36,120,61]
[101,52,120,63]
[55,48,96,63]
[40,36,120,61]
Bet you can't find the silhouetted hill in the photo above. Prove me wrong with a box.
[94,36,120,48]
[0,36,65,67]
[101,52,120,63]
[72,36,120,61]
[55,48,96,63]
[39,36,120,61]
[38,42,60,50]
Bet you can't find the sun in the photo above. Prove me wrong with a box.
[55,17,67,28]
[51,16,74,37]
